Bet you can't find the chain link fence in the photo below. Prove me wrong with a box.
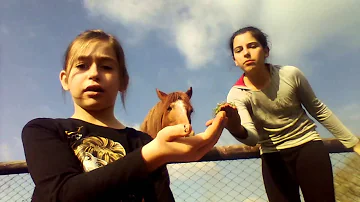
[1,151,359,202]
[168,158,267,202]
[0,174,34,202]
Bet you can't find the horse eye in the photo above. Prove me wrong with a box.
[167,106,172,111]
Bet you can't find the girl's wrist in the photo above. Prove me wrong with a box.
[229,125,248,139]
[141,141,167,172]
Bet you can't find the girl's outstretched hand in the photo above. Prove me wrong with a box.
[208,103,242,135]
[353,141,360,156]
[142,111,227,171]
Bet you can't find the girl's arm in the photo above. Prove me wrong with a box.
[226,88,259,146]
[137,132,175,202]
[22,118,153,202]
[23,113,226,201]
[146,165,175,201]
[294,67,359,148]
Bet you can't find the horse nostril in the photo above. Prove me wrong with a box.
[189,130,195,136]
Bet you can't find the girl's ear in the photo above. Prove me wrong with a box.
[234,59,239,66]
[59,70,69,91]
[264,48,270,58]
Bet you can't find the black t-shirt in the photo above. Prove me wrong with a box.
[22,118,175,202]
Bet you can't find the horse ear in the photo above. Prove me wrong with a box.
[156,88,167,101]
[186,86,192,99]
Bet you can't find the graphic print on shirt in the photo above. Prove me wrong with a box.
[66,127,126,172]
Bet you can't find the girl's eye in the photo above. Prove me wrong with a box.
[103,66,112,70]
[234,48,242,53]
[249,43,258,48]
[76,64,87,69]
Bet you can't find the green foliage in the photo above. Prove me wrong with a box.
[213,101,236,117]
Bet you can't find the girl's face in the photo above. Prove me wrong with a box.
[232,31,269,73]
[60,41,122,111]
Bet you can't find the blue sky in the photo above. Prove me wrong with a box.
[1,0,359,162]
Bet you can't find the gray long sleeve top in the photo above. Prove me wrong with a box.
[227,64,359,154]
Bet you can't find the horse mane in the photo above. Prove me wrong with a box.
[140,91,193,138]
[140,101,164,139]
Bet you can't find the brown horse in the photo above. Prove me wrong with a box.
[140,87,194,138]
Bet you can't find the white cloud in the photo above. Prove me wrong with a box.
[83,0,165,26]
[0,143,11,161]
[83,0,360,70]
[12,137,23,149]
[260,0,360,65]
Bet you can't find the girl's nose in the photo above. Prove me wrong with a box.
[88,64,100,80]
[243,48,250,58]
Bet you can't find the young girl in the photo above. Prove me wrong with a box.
[21,29,227,202]
[218,26,360,202]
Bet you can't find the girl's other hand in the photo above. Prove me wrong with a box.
[352,141,360,156]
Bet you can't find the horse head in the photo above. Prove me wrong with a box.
[140,87,194,138]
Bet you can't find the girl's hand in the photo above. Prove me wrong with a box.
[142,111,227,171]
[208,103,242,135]
[353,141,360,156]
